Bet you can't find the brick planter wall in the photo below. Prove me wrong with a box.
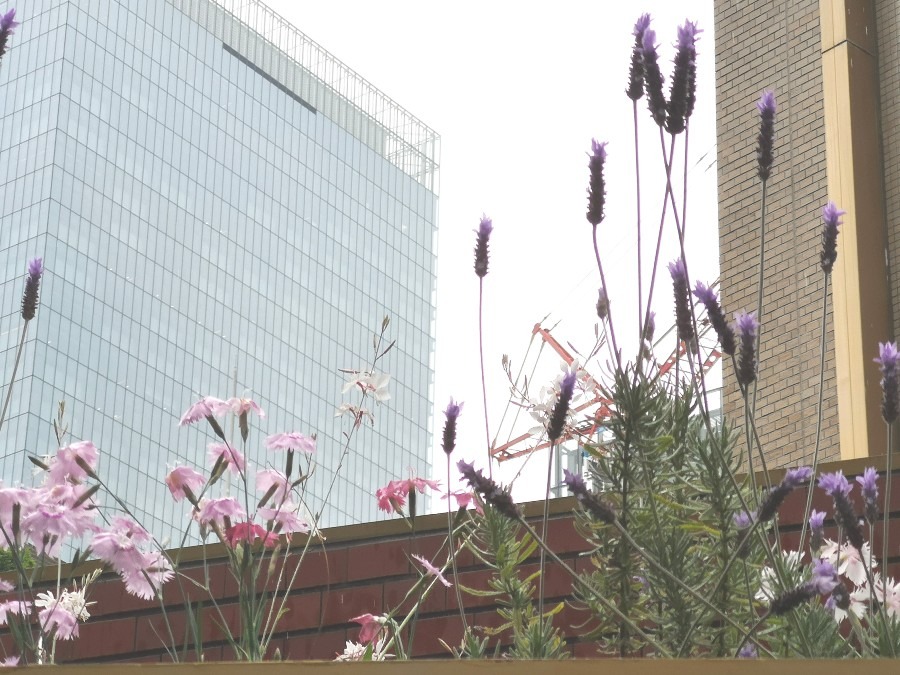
[5,457,900,662]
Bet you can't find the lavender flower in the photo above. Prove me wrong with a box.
[809,509,826,552]
[0,9,18,61]
[734,510,753,558]
[586,140,607,226]
[563,469,616,525]
[457,459,519,520]
[693,281,735,356]
[818,471,864,550]
[641,29,667,127]
[756,91,776,181]
[820,201,844,275]
[441,398,463,456]
[769,560,838,616]
[643,311,656,343]
[21,257,43,321]
[473,215,493,278]
[738,644,758,659]
[665,20,700,135]
[668,258,694,344]
[596,287,609,320]
[547,370,577,443]
[756,466,812,524]
[855,466,879,524]
[734,311,758,388]
[626,14,651,101]
[875,341,900,424]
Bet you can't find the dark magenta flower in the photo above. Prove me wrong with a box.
[586,139,607,226]
[641,29,667,127]
[757,90,776,181]
[457,459,519,519]
[626,14,651,101]
[875,341,900,424]
[21,257,43,321]
[441,398,463,456]
[0,8,18,61]
[563,469,616,524]
[547,370,577,443]
[734,311,758,388]
[474,215,493,278]
[693,281,735,356]
[855,466,879,524]
[820,201,844,275]
[668,258,694,344]
[665,20,701,134]
[818,470,864,550]
[756,467,812,524]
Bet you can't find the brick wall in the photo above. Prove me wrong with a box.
[5,461,900,663]
[714,0,839,467]
[877,0,900,338]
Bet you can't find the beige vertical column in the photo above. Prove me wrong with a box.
[820,0,891,458]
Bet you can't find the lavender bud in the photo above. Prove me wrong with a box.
[855,466,880,525]
[733,510,753,559]
[586,140,607,226]
[738,644,758,659]
[641,29,667,127]
[21,257,43,321]
[457,459,519,520]
[474,216,493,278]
[818,471,865,550]
[875,341,900,424]
[734,311,759,388]
[756,91,776,181]
[0,9,18,62]
[756,466,812,524]
[809,509,826,553]
[820,201,844,275]
[596,287,609,320]
[665,20,700,135]
[547,370,577,443]
[643,311,656,343]
[667,258,694,344]
[563,469,616,525]
[626,14,651,101]
[770,561,837,616]
[693,281,735,356]
[442,398,463,456]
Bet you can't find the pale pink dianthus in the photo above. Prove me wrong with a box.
[47,440,99,484]
[178,396,228,426]
[197,497,246,527]
[207,442,246,475]
[165,466,205,503]
[265,432,316,454]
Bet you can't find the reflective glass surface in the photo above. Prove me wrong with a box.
[0,0,438,542]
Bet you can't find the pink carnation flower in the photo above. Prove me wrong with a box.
[224,522,279,548]
[197,497,246,527]
[226,397,266,418]
[443,489,484,515]
[265,432,316,454]
[121,550,174,600]
[21,483,96,556]
[39,604,79,640]
[256,469,291,505]
[258,503,310,535]
[0,600,31,626]
[178,396,228,426]
[47,440,99,484]
[165,466,205,503]
[412,553,452,587]
[375,474,441,514]
[92,517,153,575]
[351,613,385,645]
[207,443,246,475]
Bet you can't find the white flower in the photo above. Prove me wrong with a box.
[830,584,870,623]
[874,575,900,618]
[756,550,803,602]
[341,371,391,403]
[819,539,875,586]
[34,587,93,623]
[334,636,392,661]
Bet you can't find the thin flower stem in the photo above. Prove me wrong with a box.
[883,422,894,578]
[799,273,830,550]
[478,278,493,478]
[633,100,643,343]
[447,456,469,634]
[538,441,555,619]
[750,180,768,440]
[0,320,29,433]
[515,516,674,656]
[592,224,620,368]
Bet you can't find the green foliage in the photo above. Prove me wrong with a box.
[0,546,34,573]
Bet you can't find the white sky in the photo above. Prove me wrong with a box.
[263,1,723,506]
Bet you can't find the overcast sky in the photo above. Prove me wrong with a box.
[263,1,722,504]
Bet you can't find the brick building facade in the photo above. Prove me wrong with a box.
[715,0,897,464]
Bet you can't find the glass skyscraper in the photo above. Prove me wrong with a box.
[0,0,439,541]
